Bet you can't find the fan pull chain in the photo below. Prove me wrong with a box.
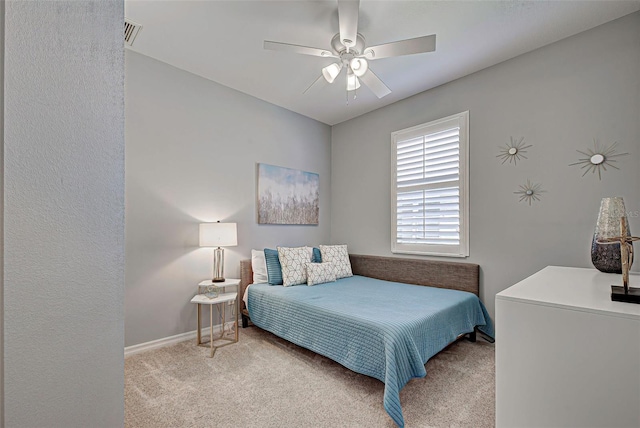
[346,70,349,105]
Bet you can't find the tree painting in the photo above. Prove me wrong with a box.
[258,163,319,225]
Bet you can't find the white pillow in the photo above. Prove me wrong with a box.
[319,244,353,279]
[277,246,312,286]
[251,249,268,284]
[306,262,336,286]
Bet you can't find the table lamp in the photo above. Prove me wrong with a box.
[199,221,238,282]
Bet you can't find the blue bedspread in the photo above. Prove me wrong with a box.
[247,275,494,427]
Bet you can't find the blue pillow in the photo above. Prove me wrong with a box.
[312,247,322,263]
[264,248,283,285]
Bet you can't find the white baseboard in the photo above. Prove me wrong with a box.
[125,325,226,357]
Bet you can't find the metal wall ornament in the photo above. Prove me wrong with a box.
[497,136,532,165]
[569,140,629,180]
[514,179,545,205]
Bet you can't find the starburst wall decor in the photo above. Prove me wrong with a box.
[497,136,532,165]
[514,180,545,206]
[569,140,628,180]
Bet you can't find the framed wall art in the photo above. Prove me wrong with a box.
[257,163,319,225]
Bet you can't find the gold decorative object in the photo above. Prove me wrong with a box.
[569,140,628,180]
[514,179,545,205]
[597,217,640,303]
[497,136,532,165]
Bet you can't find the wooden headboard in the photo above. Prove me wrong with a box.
[239,253,479,313]
[240,258,253,312]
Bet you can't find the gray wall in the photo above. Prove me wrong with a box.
[125,52,332,347]
[4,1,124,427]
[0,1,4,425]
[331,12,640,319]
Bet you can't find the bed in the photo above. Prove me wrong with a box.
[239,254,494,427]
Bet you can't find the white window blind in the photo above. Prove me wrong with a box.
[391,112,469,257]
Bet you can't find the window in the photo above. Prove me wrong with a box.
[391,111,469,257]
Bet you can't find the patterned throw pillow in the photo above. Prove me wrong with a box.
[319,244,353,279]
[306,262,336,286]
[264,248,283,285]
[278,246,313,286]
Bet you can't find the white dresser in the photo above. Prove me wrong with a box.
[496,266,640,428]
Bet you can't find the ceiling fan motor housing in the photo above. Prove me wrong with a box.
[331,33,366,56]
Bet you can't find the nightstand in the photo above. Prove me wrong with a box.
[191,278,240,358]
[197,278,240,296]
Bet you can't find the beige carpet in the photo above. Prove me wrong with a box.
[125,327,495,428]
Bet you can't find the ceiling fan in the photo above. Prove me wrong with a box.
[263,0,436,100]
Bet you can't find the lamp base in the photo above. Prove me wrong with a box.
[611,285,640,304]
[212,247,225,284]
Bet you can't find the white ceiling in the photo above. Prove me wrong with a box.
[125,1,640,126]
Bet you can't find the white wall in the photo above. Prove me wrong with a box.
[125,51,331,347]
[3,1,124,426]
[331,12,640,319]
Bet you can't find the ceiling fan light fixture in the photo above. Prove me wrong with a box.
[349,57,368,77]
[347,73,361,91]
[322,62,343,83]
[263,1,437,101]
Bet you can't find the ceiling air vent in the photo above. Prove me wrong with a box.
[124,19,142,46]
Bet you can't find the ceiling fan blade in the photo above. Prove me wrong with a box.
[359,69,391,98]
[264,41,336,58]
[303,75,328,95]
[363,34,436,60]
[338,0,359,49]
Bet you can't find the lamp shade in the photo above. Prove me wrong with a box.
[199,222,238,247]
[322,62,342,84]
[346,72,361,91]
[350,58,368,77]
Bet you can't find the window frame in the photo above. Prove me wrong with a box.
[390,111,469,258]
